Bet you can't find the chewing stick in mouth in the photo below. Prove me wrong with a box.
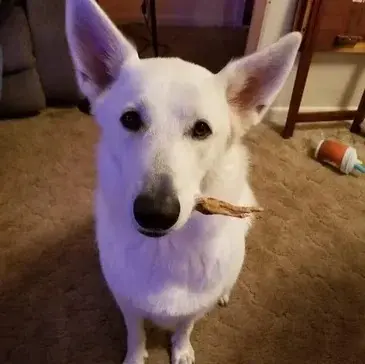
[194,197,263,218]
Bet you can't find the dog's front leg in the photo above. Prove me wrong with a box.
[122,309,148,364]
[171,319,195,364]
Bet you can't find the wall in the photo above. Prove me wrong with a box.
[256,0,365,123]
[99,0,246,27]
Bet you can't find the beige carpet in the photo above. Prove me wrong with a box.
[1,108,365,364]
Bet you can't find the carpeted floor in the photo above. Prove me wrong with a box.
[1,108,365,364]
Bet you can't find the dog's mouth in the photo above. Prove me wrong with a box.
[137,228,168,238]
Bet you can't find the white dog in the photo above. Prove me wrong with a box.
[65,1,301,363]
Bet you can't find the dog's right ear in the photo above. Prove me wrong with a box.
[65,0,139,101]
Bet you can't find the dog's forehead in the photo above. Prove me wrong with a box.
[121,58,229,125]
[138,57,213,83]
[128,58,215,103]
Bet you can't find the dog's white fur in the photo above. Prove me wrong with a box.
[65,1,301,362]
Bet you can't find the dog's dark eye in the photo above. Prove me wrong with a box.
[120,110,144,132]
[191,120,212,140]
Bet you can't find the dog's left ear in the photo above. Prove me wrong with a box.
[65,0,139,101]
[218,32,302,122]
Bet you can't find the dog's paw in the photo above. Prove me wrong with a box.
[122,358,146,364]
[122,349,148,364]
[171,342,195,364]
[218,294,230,307]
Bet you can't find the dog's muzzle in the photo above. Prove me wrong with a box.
[133,176,180,238]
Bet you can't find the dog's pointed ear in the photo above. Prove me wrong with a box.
[218,32,302,121]
[65,0,138,101]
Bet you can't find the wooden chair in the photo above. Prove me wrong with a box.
[282,0,365,138]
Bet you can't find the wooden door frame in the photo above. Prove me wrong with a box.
[244,0,268,55]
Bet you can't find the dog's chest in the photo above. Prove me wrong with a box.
[96,213,245,317]
[99,233,228,313]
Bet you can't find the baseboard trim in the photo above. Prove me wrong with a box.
[268,106,358,126]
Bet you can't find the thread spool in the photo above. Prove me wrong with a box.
[314,139,363,175]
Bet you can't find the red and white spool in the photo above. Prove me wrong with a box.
[314,139,359,174]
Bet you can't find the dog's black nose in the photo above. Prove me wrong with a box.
[133,192,180,232]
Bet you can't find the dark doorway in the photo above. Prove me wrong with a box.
[243,0,255,26]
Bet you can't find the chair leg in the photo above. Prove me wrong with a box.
[350,89,365,134]
[282,50,312,139]
[282,0,323,138]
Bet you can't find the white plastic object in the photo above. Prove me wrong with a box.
[340,147,359,174]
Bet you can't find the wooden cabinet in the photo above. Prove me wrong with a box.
[97,0,247,26]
